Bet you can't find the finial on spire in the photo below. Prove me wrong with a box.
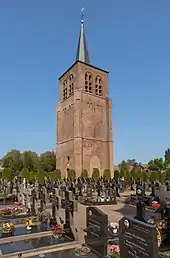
[76,7,90,64]
[81,8,84,23]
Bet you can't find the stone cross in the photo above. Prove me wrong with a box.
[60,189,78,241]
[155,185,170,201]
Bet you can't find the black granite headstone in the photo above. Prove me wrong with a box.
[119,216,158,258]
[85,207,108,258]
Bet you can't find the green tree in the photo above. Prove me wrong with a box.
[21,151,39,172]
[81,169,88,178]
[40,151,56,173]
[124,170,131,182]
[92,168,100,180]
[114,170,120,180]
[103,169,111,179]
[54,169,61,180]
[36,169,45,185]
[1,150,23,178]
[130,167,137,180]
[127,159,136,166]
[29,171,36,183]
[150,170,159,181]
[20,168,30,180]
[119,161,129,178]
[166,168,170,180]
[165,148,170,166]
[148,158,165,171]
[158,171,166,184]
[2,168,12,181]
[142,170,149,181]
[67,169,76,180]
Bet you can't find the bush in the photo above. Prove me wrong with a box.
[114,170,120,180]
[81,169,88,178]
[103,169,111,179]
[92,168,100,180]
[67,169,76,180]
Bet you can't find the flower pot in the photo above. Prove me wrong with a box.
[26,226,32,231]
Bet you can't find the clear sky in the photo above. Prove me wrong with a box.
[0,0,170,164]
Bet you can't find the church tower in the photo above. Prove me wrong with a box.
[56,12,114,177]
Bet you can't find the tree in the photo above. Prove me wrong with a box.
[54,169,61,180]
[158,171,166,184]
[67,169,76,180]
[114,170,120,180]
[124,170,131,182]
[148,158,165,171]
[142,171,149,181]
[150,171,159,181]
[20,168,30,180]
[127,159,136,166]
[81,169,88,178]
[21,151,39,172]
[92,168,100,180]
[29,171,36,183]
[165,148,170,166]
[103,169,111,179]
[119,161,129,178]
[166,168,170,180]
[1,150,23,178]
[2,168,12,181]
[40,151,56,173]
[36,169,45,185]
[130,167,137,180]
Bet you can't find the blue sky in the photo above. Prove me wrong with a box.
[0,1,170,164]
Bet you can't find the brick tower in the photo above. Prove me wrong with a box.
[56,13,114,177]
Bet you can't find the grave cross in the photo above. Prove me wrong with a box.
[60,189,78,241]
[155,185,170,219]
[51,188,61,220]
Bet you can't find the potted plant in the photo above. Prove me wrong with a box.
[50,223,65,239]
[39,211,51,223]
[25,217,34,231]
[1,221,14,236]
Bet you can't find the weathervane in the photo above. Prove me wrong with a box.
[81,7,84,23]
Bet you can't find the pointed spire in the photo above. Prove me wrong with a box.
[76,8,90,64]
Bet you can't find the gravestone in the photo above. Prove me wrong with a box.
[119,216,159,258]
[108,188,117,204]
[85,206,108,258]
[87,185,92,198]
[60,190,78,241]
[134,200,147,222]
[51,188,61,219]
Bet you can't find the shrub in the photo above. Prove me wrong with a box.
[103,169,111,179]
[67,169,76,180]
[92,168,100,180]
[81,169,88,178]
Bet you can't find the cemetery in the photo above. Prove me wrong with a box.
[0,175,170,257]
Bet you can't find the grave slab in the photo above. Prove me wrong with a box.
[0,235,72,255]
[0,224,51,238]
[29,248,100,258]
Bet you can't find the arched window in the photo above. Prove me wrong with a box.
[85,72,92,94]
[63,80,67,100]
[69,74,74,96]
[95,76,102,96]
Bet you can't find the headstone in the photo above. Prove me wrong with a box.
[60,190,78,241]
[85,206,108,258]
[87,185,92,198]
[51,188,61,219]
[119,216,159,258]
[108,188,117,204]
[134,200,146,222]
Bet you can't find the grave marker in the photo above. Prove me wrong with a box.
[119,216,159,258]
[85,206,108,258]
